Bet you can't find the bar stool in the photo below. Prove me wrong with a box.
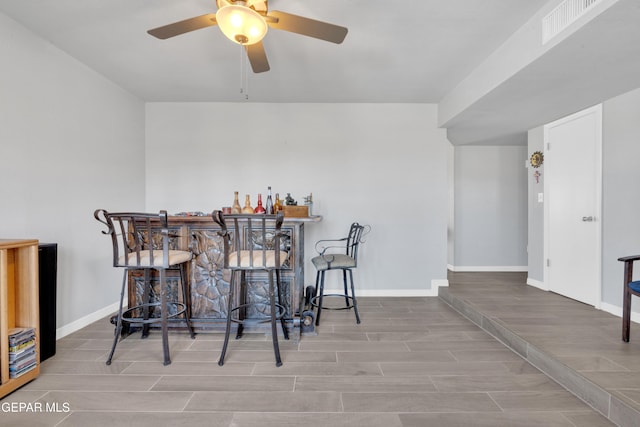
[212,210,289,367]
[94,209,195,365]
[311,222,369,326]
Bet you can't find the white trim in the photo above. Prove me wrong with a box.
[324,280,449,298]
[600,300,640,324]
[527,277,548,291]
[54,283,457,340]
[448,265,528,272]
[55,299,123,340]
[432,279,449,289]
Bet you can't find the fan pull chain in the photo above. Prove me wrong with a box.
[239,45,249,100]
[244,61,249,100]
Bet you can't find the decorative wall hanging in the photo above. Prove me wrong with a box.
[530,151,544,168]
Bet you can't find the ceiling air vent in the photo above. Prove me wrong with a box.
[542,0,602,44]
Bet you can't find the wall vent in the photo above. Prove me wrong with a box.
[542,0,602,44]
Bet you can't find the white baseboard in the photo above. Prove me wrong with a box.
[527,277,548,291]
[55,299,123,340]
[600,301,640,324]
[432,279,449,290]
[448,265,528,272]
[55,281,457,339]
[322,279,449,298]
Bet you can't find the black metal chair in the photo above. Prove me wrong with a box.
[311,222,368,326]
[212,210,289,367]
[94,209,195,365]
[617,255,640,342]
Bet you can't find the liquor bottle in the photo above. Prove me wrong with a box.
[231,191,242,214]
[265,186,274,214]
[304,192,313,216]
[242,194,254,214]
[274,193,282,212]
[254,193,266,214]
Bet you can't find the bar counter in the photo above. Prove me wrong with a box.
[126,214,322,338]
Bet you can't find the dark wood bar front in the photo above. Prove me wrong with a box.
[126,215,321,338]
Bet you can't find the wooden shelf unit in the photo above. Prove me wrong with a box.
[0,239,40,399]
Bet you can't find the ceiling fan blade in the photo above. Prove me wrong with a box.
[267,10,347,44]
[245,42,270,73]
[147,14,217,39]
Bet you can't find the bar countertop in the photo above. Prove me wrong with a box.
[169,214,323,223]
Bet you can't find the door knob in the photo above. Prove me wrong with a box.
[582,216,594,222]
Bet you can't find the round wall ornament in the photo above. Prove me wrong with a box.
[530,151,544,168]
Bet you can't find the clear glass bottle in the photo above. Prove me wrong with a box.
[254,193,266,214]
[231,191,242,214]
[242,194,254,214]
[265,186,274,214]
[274,193,282,212]
[304,192,313,216]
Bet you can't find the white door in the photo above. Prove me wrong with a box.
[544,105,602,307]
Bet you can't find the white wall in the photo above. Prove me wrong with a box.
[145,103,450,294]
[602,88,640,312]
[0,9,538,335]
[452,145,528,271]
[0,13,146,334]
[527,89,640,319]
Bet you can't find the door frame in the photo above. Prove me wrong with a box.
[543,104,603,308]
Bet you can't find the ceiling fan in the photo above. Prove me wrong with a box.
[147,0,348,73]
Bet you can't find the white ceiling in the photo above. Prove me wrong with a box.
[0,0,547,102]
[2,0,640,144]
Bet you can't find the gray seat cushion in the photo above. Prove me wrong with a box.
[119,250,192,267]
[229,250,288,268]
[312,253,356,271]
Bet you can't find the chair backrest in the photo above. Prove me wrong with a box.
[346,222,367,263]
[94,209,171,268]
[212,210,285,270]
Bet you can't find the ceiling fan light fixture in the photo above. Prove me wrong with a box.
[216,4,268,45]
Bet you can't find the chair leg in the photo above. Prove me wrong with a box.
[342,269,350,308]
[180,263,195,339]
[623,285,632,342]
[106,271,128,365]
[315,271,326,326]
[348,269,361,324]
[160,269,171,366]
[622,261,633,343]
[269,270,283,367]
[219,271,236,366]
[276,269,289,340]
[314,270,320,298]
[141,269,151,338]
[236,271,246,339]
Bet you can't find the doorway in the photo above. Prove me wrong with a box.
[543,104,602,307]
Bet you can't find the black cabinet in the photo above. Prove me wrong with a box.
[38,243,57,362]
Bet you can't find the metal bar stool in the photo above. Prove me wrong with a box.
[94,209,195,365]
[311,222,369,326]
[212,210,289,367]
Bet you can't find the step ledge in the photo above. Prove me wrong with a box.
[438,287,640,427]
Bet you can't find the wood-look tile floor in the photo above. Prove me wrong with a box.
[0,284,617,426]
[444,271,640,427]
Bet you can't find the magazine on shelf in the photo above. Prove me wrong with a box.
[9,346,36,364]
[7,326,37,378]
[9,361,37,378]
[9,337,36,356]
[8,327,35,345]
[9,352,36,372]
